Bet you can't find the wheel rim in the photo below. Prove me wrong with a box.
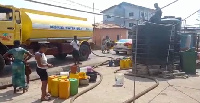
[80,45,90,60]
[80,48,89,57]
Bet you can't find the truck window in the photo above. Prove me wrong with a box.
[15,11,21,24]
[0,7,13,21]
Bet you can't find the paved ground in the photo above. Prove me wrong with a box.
[0,65,200,103]
[1,50,200,103]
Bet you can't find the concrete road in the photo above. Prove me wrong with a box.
[1,50,124,77]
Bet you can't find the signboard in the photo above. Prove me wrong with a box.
[32,23,93,31]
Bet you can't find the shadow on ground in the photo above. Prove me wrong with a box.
[0,90,23,102]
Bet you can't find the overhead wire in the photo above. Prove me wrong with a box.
[63,0,103,11]
[46,0,103,11]
[23,0,180,22]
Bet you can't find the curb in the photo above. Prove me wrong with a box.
[0,59,109,89]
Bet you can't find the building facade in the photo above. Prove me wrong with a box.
[93,23,128,48]
[101,2,155,30]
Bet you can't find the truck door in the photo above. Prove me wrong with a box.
[15,10,22,42]
[0,6,15,45]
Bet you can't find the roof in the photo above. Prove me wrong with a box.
[94,23,127,29]
[101,2,154,13]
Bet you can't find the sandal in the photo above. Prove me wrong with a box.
[46,93,51,97]
[41,96,51,101]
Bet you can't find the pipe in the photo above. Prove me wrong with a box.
[70,61,106,103]
[114,69,159,103]
[70,56,159,103]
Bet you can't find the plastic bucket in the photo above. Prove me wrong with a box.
[80,67,87,73]
[115,73,124,86]
[60,72,69,76]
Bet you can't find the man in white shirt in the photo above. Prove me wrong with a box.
[70,36,81,65]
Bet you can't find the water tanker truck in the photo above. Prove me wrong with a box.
[0,4,93,72]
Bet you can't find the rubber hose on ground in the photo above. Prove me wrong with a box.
[114,69,159,103]
[70,59,159,103]
[91,49,113,59]
[70,61,107,103]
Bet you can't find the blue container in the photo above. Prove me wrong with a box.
[109,60,113,67]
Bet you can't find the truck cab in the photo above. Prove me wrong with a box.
[0,5,22,71]
[0,5,21,48]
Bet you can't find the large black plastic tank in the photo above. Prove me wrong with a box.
[133,17,182,65]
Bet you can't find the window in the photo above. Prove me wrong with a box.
[129,12,134,17]
[0,7,13,21]
[107,15,111,19]
[140,11,144,17]
[145,12,148,17]
[117,35,120,40]
[129,23,134,27]
[15,11,21,24]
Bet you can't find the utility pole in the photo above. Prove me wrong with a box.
[93,3,96,45]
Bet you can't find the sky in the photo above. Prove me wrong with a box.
[0,0,200,26]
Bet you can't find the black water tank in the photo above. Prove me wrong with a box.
[133,17,181,65]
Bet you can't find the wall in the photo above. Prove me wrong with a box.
[93,28,128,47]
[102,3,154,29]
[103,6,117,24]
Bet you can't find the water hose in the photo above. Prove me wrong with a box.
[70,60,107,103]
[70,57,159,103]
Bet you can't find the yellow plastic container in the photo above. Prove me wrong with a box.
[79,72,87,79]
[124,59,130,69]
[48,75,57,93]
[120,60,125,69]
[51,78,59,97]
[69,73,79,85]
[59,76,68,80]
[59,79,70,99]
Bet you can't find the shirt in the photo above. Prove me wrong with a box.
[70,40,80,50]
[155,7,162,18]
[35,52,48,69]
[7,47,28,62]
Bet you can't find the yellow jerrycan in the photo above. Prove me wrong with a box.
[124,59,130,69]
[79,72,88,79]
[59,76,68,80]
[69,73,79,85]
[59,79,70,99]
[120,59,125,69]
[48,75,57,93]
[51,78,59,97]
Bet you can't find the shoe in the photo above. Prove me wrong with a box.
[41,96,51,101]
[46,93,51,97]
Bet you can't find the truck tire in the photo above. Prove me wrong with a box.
[53,53,67,60]
[0,54,5,74]
[79,44,90,61]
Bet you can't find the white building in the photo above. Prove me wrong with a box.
[101,2,155,29]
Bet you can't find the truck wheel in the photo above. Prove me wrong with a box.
[79,44,90,61]
[53,53,67,60]
[0,54,5,74]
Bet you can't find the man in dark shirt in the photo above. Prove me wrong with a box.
[149,3,162,23]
